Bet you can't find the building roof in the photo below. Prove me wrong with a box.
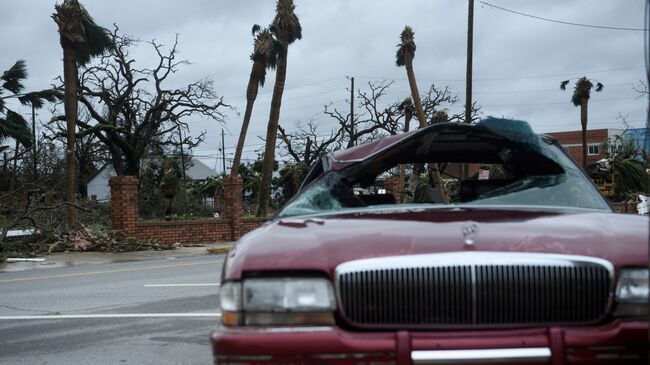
[87,158,218,183]
[186,159,218,180]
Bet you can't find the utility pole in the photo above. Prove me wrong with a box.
[349,76,355,145]
[178,127,186,179]
[462,0,475,180]
[465,0,474,124]
[31,103,37,178]
[221,128,226,176]
[10,140,18,192]
[645,0,649,348]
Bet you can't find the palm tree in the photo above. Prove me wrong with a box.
[257,0,302,217]
[230,26,279,178]
[396,27,426,129]
[560,76,604,168]
[587,143,648,200]
[1,60,63,190]
[396,26,448,203]
[52,0,113,227]
[1,61,32,147]
[398,97,414,134]
[1,60,62,146]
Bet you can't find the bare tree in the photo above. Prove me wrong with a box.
[43,113,109,197]
[325,81,404,147]
[54,27,230,177]
[324,81,480,147]
[277,120,341,166]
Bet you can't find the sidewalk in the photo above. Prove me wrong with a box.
[0,242,233,273]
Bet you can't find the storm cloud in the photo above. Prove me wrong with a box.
[1,0,647,171]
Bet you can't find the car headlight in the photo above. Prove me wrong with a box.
[614,268,649,317]
[219,278,336,326]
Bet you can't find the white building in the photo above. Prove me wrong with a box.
[87,159,218,202]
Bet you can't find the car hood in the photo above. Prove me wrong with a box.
[223,207,648,280]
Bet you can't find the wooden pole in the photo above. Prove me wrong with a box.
[349,76,355,145]
[465,0,474,124]
[178,127,186,179]
[31,104,37,179]
[221,128,227,175]
[462,0,475,181]
[10,140,19,192]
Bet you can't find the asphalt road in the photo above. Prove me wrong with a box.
[0,255,225,365]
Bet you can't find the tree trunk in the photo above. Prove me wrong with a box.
[404,52,449,204]
[404,53,426,129]
[10,140,19,192]
[231,60,263,177]
[580,98,588,168]
[398,114,411,203]
[165,196,173,217]
[257,43,288,217]
[31,104,38,179]
[107,140,125,176]
[77,154,89,198]
[124,159,140,177]
[63,45,78,228]
[2,152,7,180]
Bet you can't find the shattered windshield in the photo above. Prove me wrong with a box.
[278,118,611,218]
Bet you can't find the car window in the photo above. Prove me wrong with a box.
[278,120,611,218]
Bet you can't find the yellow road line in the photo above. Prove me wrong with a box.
[0,260,224,284]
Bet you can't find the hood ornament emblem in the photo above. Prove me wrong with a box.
[461,222,478,246]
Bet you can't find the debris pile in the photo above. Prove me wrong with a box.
[48,225,176,253]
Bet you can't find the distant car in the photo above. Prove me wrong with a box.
[212,118,648,365]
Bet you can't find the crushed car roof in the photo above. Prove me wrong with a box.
[329,117,550,170]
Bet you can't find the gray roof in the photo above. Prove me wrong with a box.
[87,158,218,183]
[186,159,218,180]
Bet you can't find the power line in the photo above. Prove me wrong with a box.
[254,88,344,107]
[222,66,642,104]
[387,82,638,96]
[282,99,347,113]
[479,1,649,31]
[541,119,647,129]
[224,76,346,100]
[356,66,645,84]
[482,96,640,108]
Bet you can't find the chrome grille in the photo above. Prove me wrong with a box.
[336,252,613,328]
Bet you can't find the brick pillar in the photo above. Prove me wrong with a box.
[384,176,401,203]
[223,176,243,241]
[110,176,139,235]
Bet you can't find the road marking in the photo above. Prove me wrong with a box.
[144,283,220,287]
[0,260,224,284]
[0,313,222,320]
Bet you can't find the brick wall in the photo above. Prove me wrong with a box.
[383,177,401,203]
[545,129,610,166]
[223,176,244,240]
[110,176,139,233]
[110,176,267,244]
[135,219,232,243]
[134,217,267,244]
[237,217,268,236]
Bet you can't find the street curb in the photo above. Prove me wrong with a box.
[206,246,231,254]
[0,242,235,273]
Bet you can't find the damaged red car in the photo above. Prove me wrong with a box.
[211,118,649,365]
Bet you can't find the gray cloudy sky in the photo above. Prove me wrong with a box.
[1,0,647,172]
